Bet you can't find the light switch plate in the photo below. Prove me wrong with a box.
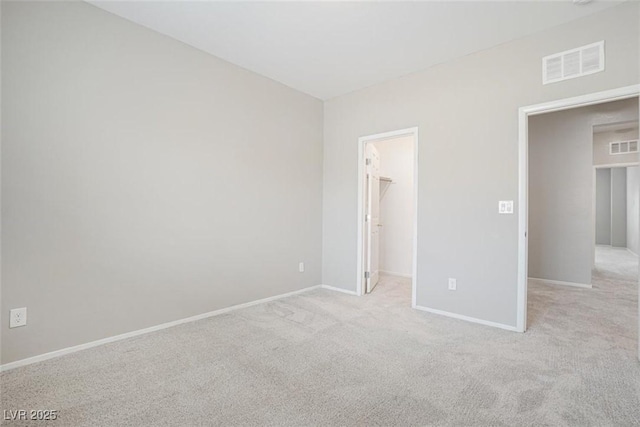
[499,201,514,214]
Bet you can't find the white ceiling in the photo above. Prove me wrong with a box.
[89,1,623,100]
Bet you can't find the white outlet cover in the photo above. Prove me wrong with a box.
[499,200,514,214]
[448,278,457,291]
[10,307,27,328]
[299,262,305,273]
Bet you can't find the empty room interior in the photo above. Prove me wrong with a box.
[1,1,639,425]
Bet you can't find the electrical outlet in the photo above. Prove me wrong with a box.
[448,278,457,291]
[299,262,305,273]
[10,307,27,328]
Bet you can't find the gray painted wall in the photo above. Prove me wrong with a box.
[322,2,639,327]
[627,166,640,254]
[593,128,640,166]
[627,166,640,255]
[529,100,638,285]
[611,168,628,248]
[596,169,612,245]
[595,166,638,252]
[2,2,324,364]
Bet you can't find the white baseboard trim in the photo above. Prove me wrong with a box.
[528,277,592,289]
[0,285,322,373]
[413,305,519,332]
[320,284,359,296]
[379,270,412,279]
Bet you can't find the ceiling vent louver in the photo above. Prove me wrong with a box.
[543,41,604,85]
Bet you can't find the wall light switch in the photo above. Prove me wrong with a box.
[499,201,514,214]
[299,262,305,273]
[448,278,457,291]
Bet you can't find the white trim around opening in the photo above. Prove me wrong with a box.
[517,85,640,339]
[356,127,419,308]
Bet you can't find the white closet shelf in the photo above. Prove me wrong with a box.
[380,176,393,183]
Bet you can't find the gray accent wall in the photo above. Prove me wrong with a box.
[627,166,640,255]
[595,166,637,252]
[322,2,639,327]
[2,2,323,364]
[596,169,612,246]
[611,168,628,248]
[593,128,639,166]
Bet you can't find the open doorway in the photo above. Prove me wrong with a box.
[593,120,639,292]
[519,86,639,360]
[356,128,418,307]
[527,99,638,289]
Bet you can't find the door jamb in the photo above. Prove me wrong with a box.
[517,85,640,335]
[356,127,419,307]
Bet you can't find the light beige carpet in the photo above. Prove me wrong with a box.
[1,247,639,426]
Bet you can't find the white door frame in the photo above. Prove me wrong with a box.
[356,127,419,307]
[517,84,640,335]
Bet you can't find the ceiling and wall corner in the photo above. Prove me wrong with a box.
[1,0,638,367]
[321,1,639,328]
[87,0,624,100]
[1,0,324,365]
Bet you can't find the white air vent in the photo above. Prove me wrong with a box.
[610,140,639,155]
[543,41,605,85]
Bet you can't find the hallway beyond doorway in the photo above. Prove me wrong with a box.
[593,245,638,282]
